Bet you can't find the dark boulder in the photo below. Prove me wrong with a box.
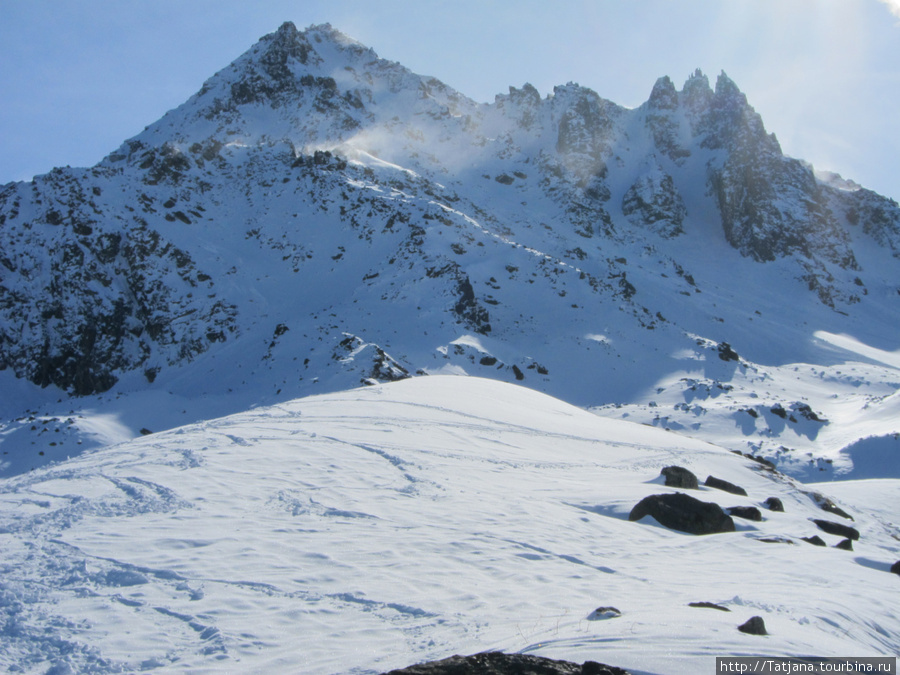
[801,535,826,547]
[380,652,630,674]
[835,538,853,551]
[891,561,900,576]
[727,506,762,521]
[738,616,768,635]
[661,466,699,489]
[629,492,735,534]
[764,497,784,512]
[705,475,748,496]
[813,519,860,541]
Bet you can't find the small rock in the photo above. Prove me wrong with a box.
[738,616,768,635]
[588,606,622,620]
[728,506,762,521]
[705,475,748,496]
[809,492,854,521]
[688,601,730,612]
[139,428,153,435]
[801,535,826,547]
[834,538,853,551]
[764,497,784,512]
[890,561,900,576]
[812,519,860,541]
[661,465,698,489]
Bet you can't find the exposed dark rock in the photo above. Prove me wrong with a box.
[890,561,900,576]
[834,538,853,551]
[812,519,860,541]
[801,535,826,547]
[764,497,784,512]
[139,428,153,436]
[380,652,630,675]
[621,168,686,238]
[688,601,730,612]
[738,616,767,635]
[582,662,628,675]
[808,492,854,521]
[587,606,621,620]
[705,476,748,496]
[739,453,777,471]
[758,536,795,545]
[629,492,735,535]
[717,342,739,362]
[727,506,762,521]
[792,403,826,423]
[661,465,699,489]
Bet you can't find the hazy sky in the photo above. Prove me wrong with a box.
[1,0,898,201]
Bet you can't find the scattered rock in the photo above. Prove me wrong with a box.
[808,491,854,521]
[738,616,767,635]
[835,538,853,551]
[739,453,777,471]
[801,535,827,547]
[629,492,735,535]
[705,475,748,496]
[661,465,698,489]
[139,428,153,435]
[758,536,795,545]
[582,662,630,675]
[380,652,630,675]
[764,497,784,512]
[688,601,730,612]
[727,506,762,521]
[812,519,860,541]
[587,606,622,620]
[717,342,740,362]
[890,561,900,576]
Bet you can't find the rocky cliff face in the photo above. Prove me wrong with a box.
[1,22,898,400]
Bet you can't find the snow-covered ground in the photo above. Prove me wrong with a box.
[1,376,897,674]
[591,330,900,482]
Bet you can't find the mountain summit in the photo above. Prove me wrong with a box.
[1,23,899,478]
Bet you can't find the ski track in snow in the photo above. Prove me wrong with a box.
[1,376,898,674]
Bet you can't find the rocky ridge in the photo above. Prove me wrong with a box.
[1,22,899,477]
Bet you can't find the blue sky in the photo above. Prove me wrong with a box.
[1,0,898,201]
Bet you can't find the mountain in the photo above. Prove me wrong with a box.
[1,376,898,674]
[1,21,899,480]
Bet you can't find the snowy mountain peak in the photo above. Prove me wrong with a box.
[712,70,745,101]
[681,68,714,112]
[1,23,899,491]
[647,75,678,110]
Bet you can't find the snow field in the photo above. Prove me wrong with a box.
[1,376,897,674]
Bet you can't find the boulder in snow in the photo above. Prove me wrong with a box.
[705,475,748,496]
[628,492,735,535]
[661,465,699,489]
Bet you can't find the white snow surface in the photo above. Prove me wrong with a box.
[1,376,897,674]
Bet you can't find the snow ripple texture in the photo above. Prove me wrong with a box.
[1,377,898,674]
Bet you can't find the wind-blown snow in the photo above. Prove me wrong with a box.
[1,377,897,674]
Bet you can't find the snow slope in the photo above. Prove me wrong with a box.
[1,376,897,674]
